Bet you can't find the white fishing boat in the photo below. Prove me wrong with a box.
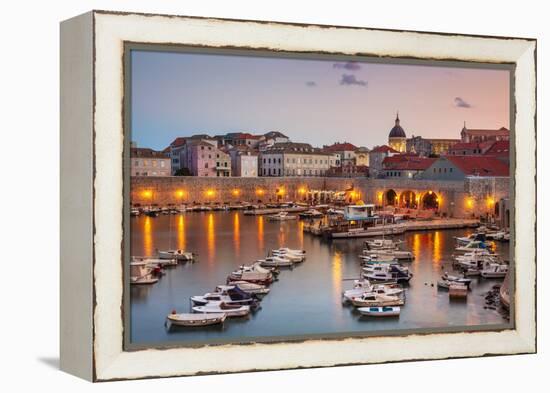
[257,256,293,267]
[359,254,398,263]
[233,262,278,276]
[130,262,158,285]
[299,209,324,219]
[485,231,507,241]
[130,208,141,216]
[455,240,494,253]
[358,306,401,317]
[454,251,498,269]
[270,250,304,262]
[192,303,250,317]
[350,293,404,307]
[267,211,297,221]
[131,256,178,267]
[158,249,195,261]
[166,312,226,327]
[364,239,403,250]
[190,284,259,306]
[442,272,472,288]
[342,280,403,302]
[363,249,414,261]
[272,247,306,256]
[216,283,270,297]
[480,262,508,278]
[363,265,413,283]
[227,271,273,285]
[464,268,481,277]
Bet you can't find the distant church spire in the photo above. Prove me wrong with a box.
[395,111,400,125]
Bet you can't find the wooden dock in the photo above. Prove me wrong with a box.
[306,218,480,238]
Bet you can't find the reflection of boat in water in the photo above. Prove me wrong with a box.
[130,262,159,285]
[166,312,226,327]
[358,306,401,317]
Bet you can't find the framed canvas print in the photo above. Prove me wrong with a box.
[60,10,537,381]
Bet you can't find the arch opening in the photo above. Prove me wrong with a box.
[399,190,417,209]
[422,191,439,210]
[385,189,397,206]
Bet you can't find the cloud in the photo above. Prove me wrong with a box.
[305,81,317,87]
[339,74,368,87]
[333,61,361,71]
[454,97,472,108]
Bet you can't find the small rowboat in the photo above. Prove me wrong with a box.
[358,306,401,317]
[166,312,226,327]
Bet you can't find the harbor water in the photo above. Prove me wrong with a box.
[130,211,510,345]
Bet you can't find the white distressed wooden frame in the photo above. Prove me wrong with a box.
[60,10,536,381]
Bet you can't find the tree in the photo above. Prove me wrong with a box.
[174,168,191,176]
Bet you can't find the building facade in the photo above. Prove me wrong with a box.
[420,155,509,181]
[130,148,171,177]
[260,142,333,177]
[369,145,399,178]
[228,147,258,177]
[460,124,510,143]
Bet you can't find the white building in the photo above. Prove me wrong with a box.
[130,148,171,177]
[228,147,258,177]
[260,142,334,177]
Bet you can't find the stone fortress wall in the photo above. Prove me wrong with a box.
[131,176,510,219]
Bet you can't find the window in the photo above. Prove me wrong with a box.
[205,163,208,168]
[160,161,165,167]
[450,168,453,173]
[201,146,204,150]
[216,162,220,167]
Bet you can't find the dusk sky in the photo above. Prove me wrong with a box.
[131,50,510,151]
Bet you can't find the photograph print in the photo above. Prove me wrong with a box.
[126,46,513,347]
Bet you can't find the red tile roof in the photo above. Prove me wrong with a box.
[130,148,169,159]
[444,155,509,176]
[463,127,510,136]
[383,155,436,171]
[323,142,358,152]
[483,140,510,159]
[170,137,188,147]
[449,141,494,151]
[371,145,399,153]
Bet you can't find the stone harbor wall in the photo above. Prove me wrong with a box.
[130,175,511,219]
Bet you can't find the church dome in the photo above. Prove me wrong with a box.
[389,113,406,138]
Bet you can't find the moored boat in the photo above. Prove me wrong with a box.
[158,249,195,261]
[216,283,270,297]
[358,306,401,317]
[480,262,508,278]
[192,303,250,317]
[257,256,293,267]
[350,293,404,307]
[166,312,226,327]
[267,211,297,221]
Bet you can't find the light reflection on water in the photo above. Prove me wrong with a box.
[130,212,509,345]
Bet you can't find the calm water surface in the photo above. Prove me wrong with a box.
[130,212,509,345]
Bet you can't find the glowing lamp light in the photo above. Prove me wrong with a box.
[298,187,307,195]
[232,189,240,196]
[205,189,215,197]
[466,197,474,208]
[256,189,265,196]
[276,187,285,195]
[176,190,185,198]
[487,197,495,206]
[142,190,152,198]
